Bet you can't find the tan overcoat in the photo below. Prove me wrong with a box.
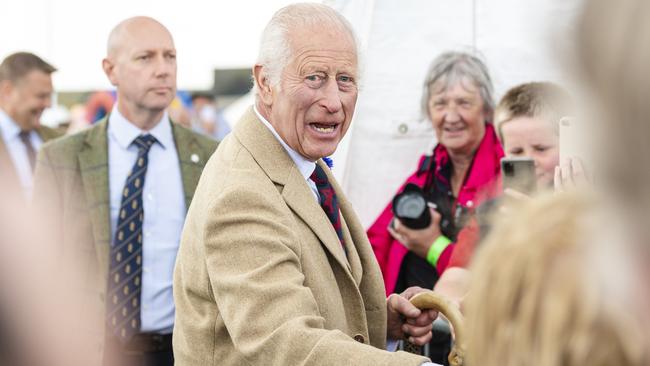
[173,108,428,366]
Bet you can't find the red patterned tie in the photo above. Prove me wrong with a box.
[310,165,346,252]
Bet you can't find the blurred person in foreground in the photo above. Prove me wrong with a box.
[464,2,650,363]
[574,2,650,353]
[433,82,575,306]
[1,168,95,366]
[465,192,650,366]
[33,16,217,366]
[367,51,502,299]
[173,4,438,366]
[0,52,61,200]
[576,0,650,251]
[0,53,91,366]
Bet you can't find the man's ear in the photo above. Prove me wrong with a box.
[0,80,13,99]
[253,64,273,106]
[102,58,118,86]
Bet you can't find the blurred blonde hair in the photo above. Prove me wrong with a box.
[465,192,650,366]
[576,0,650,211]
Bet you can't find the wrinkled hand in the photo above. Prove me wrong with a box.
[388,208,442,259]
[386,286,438,345]
[554,157,590,192]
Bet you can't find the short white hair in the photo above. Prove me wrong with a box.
[421,51,495,122]
[255,3,359,92]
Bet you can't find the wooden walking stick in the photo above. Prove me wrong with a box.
[410,291,465,366]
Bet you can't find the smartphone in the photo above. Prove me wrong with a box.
[501,157,536,194]
[559,116,582,164]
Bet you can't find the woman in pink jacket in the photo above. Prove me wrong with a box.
[367,51,503,296]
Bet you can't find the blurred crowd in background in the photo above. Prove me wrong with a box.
[44,89,231,140]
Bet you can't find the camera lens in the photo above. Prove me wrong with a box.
[392,184,432,229]
[395,194,426,219]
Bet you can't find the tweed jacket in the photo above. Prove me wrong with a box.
[0,125,62,198]
[32,118,217,364]
[172,107,428,366]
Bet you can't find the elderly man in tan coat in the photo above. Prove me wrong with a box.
[173,3,438,366]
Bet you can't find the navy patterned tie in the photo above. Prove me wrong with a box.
[106,134,157,341]
[310,164,346,252]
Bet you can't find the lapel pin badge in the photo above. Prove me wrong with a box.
[190,153,200,164]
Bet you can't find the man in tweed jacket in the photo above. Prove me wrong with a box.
[33,16,217,366]
[0,52,63,200]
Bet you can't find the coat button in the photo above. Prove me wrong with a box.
[353,334,365,343]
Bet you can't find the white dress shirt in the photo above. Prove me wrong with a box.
[0,109,43,199]
[107,107,185,334]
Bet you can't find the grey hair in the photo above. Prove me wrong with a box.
[255,3,359,92]
[420,51,495,122]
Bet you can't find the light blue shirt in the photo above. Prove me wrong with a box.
[253,105,319,201]
[0,109,43,199]
[107,107,185,334]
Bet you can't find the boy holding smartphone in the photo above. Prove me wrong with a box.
[433,82,576,304]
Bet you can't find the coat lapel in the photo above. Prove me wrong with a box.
[282,167,351,273]
[234,107,353,277]
[78,119,111,280]
[78,120,210,282]
[171,123,208,209]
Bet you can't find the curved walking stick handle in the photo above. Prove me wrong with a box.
[410,291,465,366]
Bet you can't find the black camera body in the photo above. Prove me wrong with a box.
[392,183,432,229]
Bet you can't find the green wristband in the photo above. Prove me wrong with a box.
[426,235,452,267]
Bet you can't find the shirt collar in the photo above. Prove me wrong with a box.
[253,105,316,181]
[108,105,173,150]
[0,108,22,139]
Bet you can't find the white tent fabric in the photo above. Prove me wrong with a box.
[1,0,583,226]
[322,0,583,227]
